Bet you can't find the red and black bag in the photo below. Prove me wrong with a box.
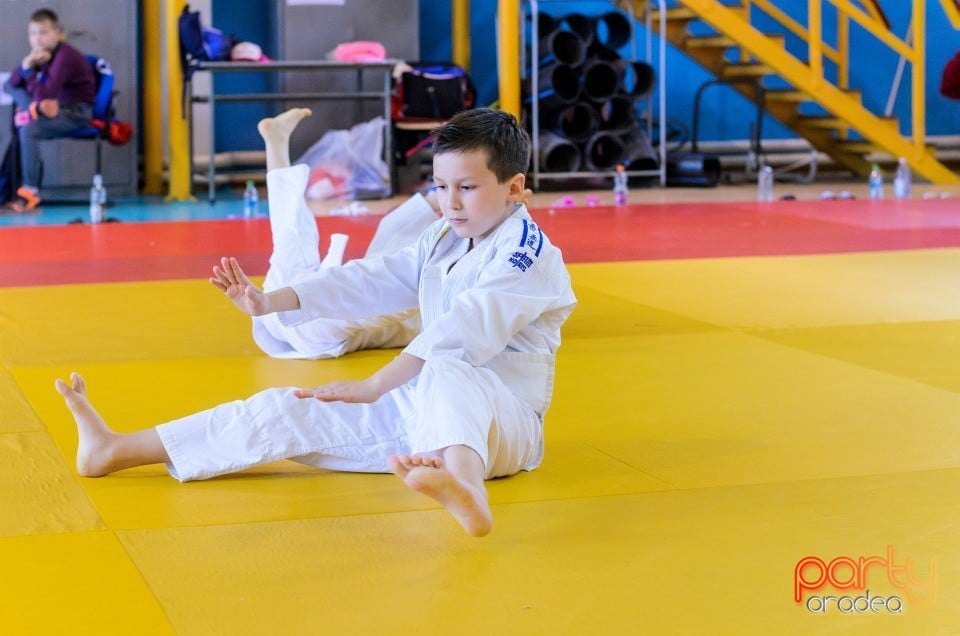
[393,63,476,121]
[91,119,133,146]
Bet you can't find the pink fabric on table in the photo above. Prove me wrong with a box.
[231,42,271,63]
[332,41,386,62]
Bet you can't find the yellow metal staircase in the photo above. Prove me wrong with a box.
[644,0,960,184]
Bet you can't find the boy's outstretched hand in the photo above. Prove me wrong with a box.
[210,257,270,316]
[294,380,381,404]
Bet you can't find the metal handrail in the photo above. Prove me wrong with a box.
[941,0,960,28]
[860,0,890,29]
[748,0,841,65]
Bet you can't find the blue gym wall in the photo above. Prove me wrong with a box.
[210,0,275,152]
[212,0,960,151]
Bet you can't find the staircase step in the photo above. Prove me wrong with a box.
[764,88,863,105]
[684,34,737,49]
[719,62,774,78]
[797,116,850,130]
[684,33,785,51]
[835,141,879,154]
[798,115,898,132]
[617,0,651,20]
[836,140,937,156]
[763,90,808,103]
[651,4,746,23]
[651,7,698,21]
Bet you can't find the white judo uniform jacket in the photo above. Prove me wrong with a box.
[157,206,577,482]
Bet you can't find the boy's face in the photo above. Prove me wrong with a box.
[28,20,61,52]
[432,149,525,243]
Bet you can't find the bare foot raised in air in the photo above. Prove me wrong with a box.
[388,452,493,537]
[55,372,118,477]
[257,107,311,140]
[55,372,168,477]
[258,108,312,172]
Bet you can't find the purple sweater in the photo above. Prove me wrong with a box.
[7,41,95,105]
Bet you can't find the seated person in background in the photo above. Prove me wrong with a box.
[3,8,96,212]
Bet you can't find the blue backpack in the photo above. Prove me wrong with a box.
[178,4,234,77]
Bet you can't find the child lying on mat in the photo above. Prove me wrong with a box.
[248,109,532,360]
[56,107,576,537]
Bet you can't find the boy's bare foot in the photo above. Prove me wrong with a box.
[388,453,493,537]
[55,372,118,477]
[257,108,312,144]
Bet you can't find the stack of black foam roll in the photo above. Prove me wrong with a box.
[525,10,656,175]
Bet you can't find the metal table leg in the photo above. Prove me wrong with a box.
[208,91,216,204]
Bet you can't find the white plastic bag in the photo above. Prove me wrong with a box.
[294,116,390,200]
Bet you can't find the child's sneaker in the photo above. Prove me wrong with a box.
[6,187,41,213]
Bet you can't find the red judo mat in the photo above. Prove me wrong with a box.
[3,198,960,288]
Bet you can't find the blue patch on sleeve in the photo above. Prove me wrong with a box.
[508,251,534,271]
[518,220,544,256]
[509,220,546,271]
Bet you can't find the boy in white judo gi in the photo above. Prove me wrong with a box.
[55,107,577,537]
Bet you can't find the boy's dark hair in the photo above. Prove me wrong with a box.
[30,8,60,27]
[433,108,531,183]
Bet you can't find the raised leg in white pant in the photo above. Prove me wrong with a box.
[262,164,324,292]
[256,108,328,294]
[252,108,431,360]
[252,109,357,358]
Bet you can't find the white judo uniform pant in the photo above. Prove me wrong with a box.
[155,356,545,481]
[251,164,434,359]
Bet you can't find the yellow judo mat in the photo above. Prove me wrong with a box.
[2,249,958,634]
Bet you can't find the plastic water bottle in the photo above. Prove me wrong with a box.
[613,164,628,206]
[893,157,912,199]
[89,173,106,223]
[757,164,774,202]
[243,180,259,218]
[868,164,884,199]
